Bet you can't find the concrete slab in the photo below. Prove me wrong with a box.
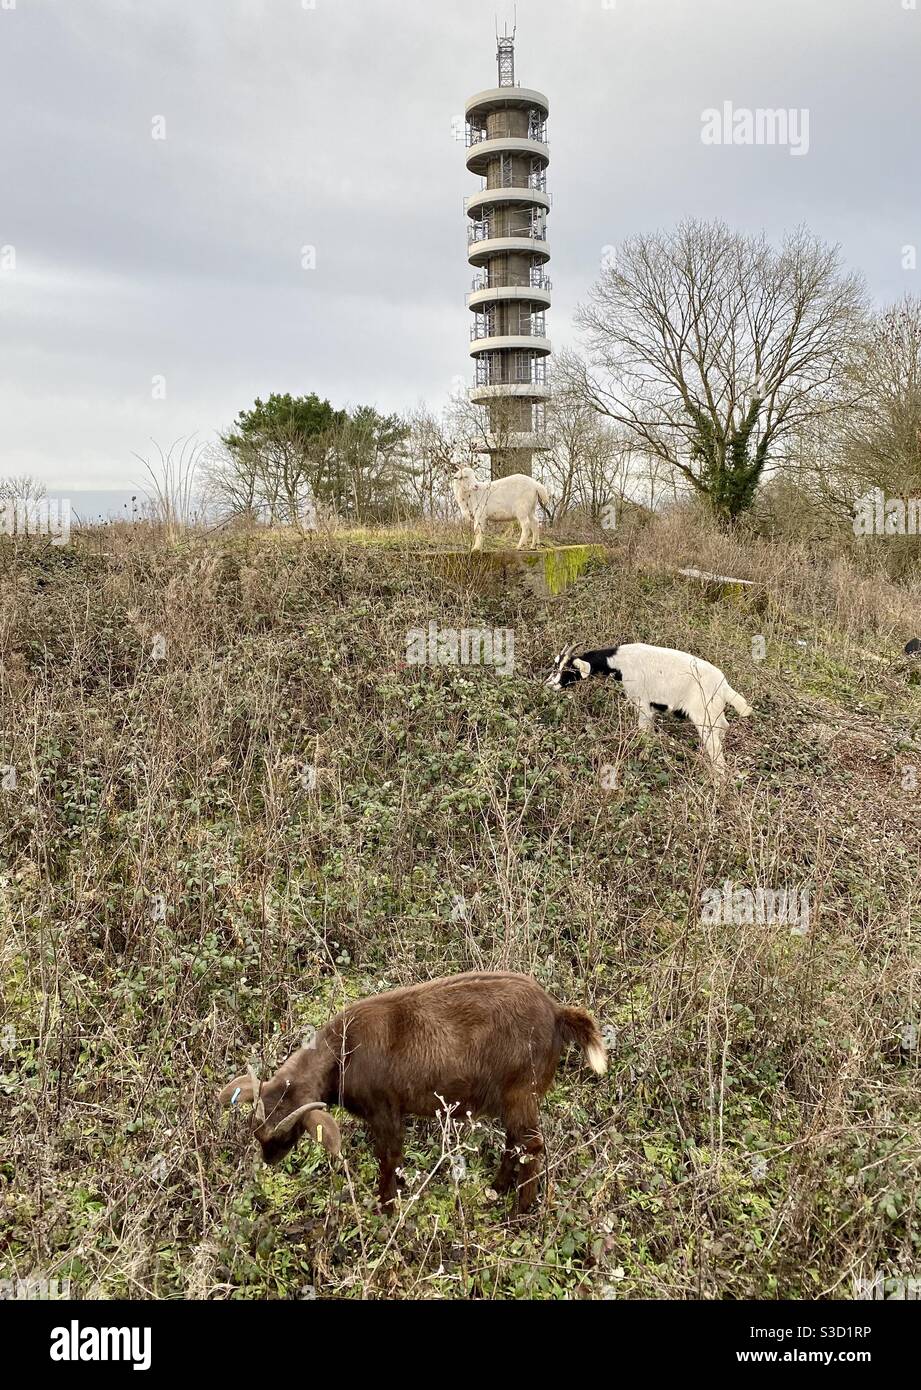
[414,543,610,597]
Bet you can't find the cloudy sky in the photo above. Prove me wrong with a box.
[1,0,918,491]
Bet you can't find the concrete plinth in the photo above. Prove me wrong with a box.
[416,543,609,598]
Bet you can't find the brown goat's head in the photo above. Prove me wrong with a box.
[219,1063,341,1166]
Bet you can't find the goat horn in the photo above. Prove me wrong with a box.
[270,1101,325,1139]
[246,1063,266,1126]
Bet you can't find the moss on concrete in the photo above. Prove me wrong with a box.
[524,543,607,596]
[414,543,609,597]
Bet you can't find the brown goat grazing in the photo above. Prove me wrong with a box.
[220,971,607,1212]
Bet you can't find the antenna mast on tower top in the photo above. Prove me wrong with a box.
[496,12,516,87]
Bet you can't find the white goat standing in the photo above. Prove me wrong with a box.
[451,466,549,551]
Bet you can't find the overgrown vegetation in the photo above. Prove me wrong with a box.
[1,516,919,1299]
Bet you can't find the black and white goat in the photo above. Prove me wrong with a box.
[546,642,753,779]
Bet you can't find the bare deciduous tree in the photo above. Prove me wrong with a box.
[0,474,47,504]
[542,375,630,522]
[199,440,262,522]
[404,406,465,517]
[572,220,867,521]
[839,294,921,499]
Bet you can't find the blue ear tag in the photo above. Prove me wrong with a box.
[231,1086,242,1106]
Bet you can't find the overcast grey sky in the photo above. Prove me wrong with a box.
[1,0,918,489]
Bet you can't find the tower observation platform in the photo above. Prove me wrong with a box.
[464,28,551,478]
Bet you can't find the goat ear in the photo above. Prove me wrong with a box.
[572,658,591,678]
[309,1109,341,1158]
[219,1075,254,1107]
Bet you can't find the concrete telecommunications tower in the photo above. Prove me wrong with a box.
[464,25,551,479]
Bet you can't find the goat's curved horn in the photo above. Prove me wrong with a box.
[270,1101,325,1140]
[246,1063,266,1126]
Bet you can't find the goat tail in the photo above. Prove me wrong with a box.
[557,1007,607,1075]
[534,482,551,512]
[726,686,753,718]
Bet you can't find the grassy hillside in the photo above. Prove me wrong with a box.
[2,517,920,1299]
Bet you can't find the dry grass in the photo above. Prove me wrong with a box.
[1,516,919,1299]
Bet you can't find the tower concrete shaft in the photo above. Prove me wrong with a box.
[464,32,551,479]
